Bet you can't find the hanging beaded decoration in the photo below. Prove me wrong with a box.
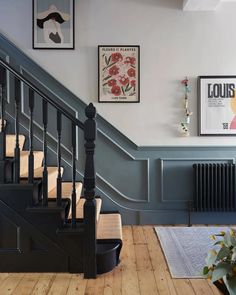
[180,77,193,136]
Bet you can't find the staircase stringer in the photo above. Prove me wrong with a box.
[0,187,84,272]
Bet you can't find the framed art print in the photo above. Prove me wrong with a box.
[198,76,236,135]
[33,0,74,49]
[98,45,140,103]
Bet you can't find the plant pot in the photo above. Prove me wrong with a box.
[214,279,229,295]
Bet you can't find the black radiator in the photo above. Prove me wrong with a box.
[193,163,236,212]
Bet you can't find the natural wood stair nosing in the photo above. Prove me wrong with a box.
[97,213,123,240]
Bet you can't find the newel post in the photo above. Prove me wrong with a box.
[83,103,97,279]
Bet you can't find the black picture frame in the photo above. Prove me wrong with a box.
[32,0,75,50]
[198,75,236,136]
[98,45,140,103]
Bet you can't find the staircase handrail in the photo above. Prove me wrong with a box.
[0,57,84,129]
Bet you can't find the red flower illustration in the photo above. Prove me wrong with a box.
[131,80,136,88]
[111,85,121,96]
[119,75,129,86]
[108,79,117,87]
[109,65,119,76]
[127,68,135,77]
[111,53,123,62]
[125,57,136,65]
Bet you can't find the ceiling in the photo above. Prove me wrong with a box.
[183,0,236,11]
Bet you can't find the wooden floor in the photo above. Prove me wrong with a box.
[0,226,222,295]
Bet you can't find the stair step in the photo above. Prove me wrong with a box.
[6,151,44,176]
[6,134,25,155]
[48,182,82,200]
[21,166,64,193]
[68,198,102,221]
[97,213,122,240]
[48,182,83,217]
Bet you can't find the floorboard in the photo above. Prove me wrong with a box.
[0,226,223,295]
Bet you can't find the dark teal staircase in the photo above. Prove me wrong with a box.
[0,58,122,278]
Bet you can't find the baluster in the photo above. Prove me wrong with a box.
[56,111,62,206]
[0,66,6,183]
[42,100,48,206]
[14,77,21,183]
[28,88,34,183]
[71,122,76,228]
[83,103,97,279]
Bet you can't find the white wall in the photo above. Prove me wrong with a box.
[0,0,236,146]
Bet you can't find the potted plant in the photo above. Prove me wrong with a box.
[203,229,236,295]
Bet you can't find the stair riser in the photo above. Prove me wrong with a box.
[19,153,44,176]
[6,135,25,156]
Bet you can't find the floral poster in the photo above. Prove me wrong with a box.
[199,76,236,135]
[98,46,140,103]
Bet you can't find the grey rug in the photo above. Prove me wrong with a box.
[155,226,231,279]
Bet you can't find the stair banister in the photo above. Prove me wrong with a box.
[83,103,97,278]
[28,88,35,183]
[71,122,77,228]
[0,58,84,130]
[0,66,6,183]
[42,100,48,206]
[14,77,21,183]
[56,110,62,206]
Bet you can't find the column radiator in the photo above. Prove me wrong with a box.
[193,163,236,212]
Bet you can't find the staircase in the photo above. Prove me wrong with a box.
[0,58,122,278]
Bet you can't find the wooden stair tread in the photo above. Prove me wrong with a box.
[6,150,43,158]
[21,166,62,178]
[21,166,63,193]
[6,134,25,154]
[48,182,83,217]
[97,213,122,240]
[68,198,102,222]
[48,182,82,200]
[6,151,44,176]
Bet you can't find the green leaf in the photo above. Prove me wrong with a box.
[105,56,108,65]
[125,83,130,91]
[214,241,222,246]
[203,266,209,275]
[103,75,112,81]
[224,232,233,247]
[211,262,232,282]
[107,55,111,65]
[121,86,125,95]
[217,246,231,261]
[205,250,217,266]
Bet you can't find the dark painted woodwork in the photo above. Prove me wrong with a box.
[0,66,6,184]
[83,103,97,279]
[28,88,34,184]
[56,111,62,206]
[0,57,84,129]
[0,57,122,277]
[97,240,122,274]
[71,122,76,228]
[14,77,21,183]
[42,100,48,206]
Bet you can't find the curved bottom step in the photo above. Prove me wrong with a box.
[96,240,122,274]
